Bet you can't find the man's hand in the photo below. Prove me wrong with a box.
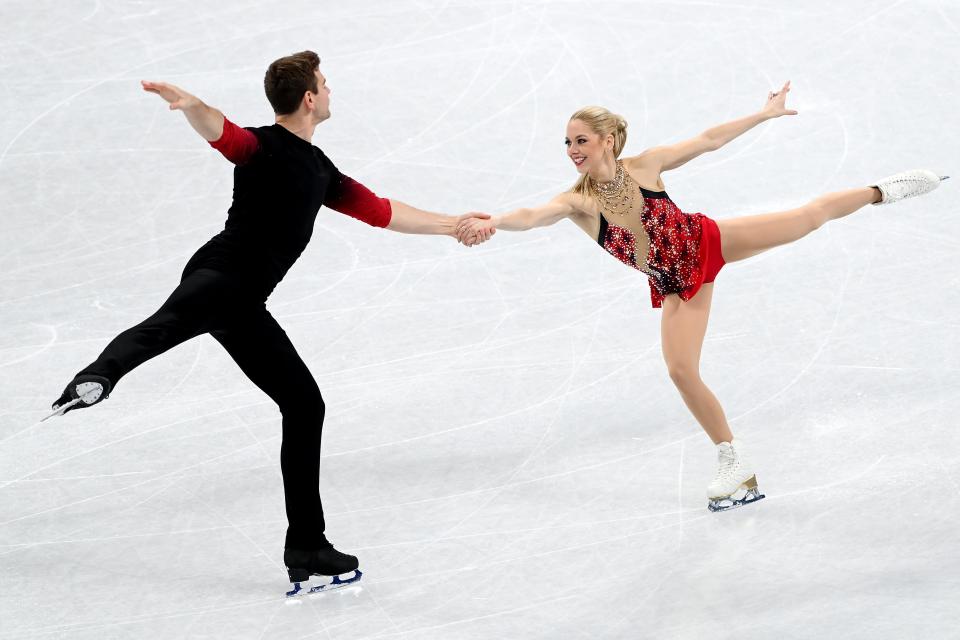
[141,80,224,141]
[456,213,496,247]
[141,81,201,111]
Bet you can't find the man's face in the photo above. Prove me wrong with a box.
[310,69,331,122]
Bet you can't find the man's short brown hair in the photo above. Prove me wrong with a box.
[264,51,320,115]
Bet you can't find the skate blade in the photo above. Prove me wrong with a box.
[285,569,362,598]
[707,487,765,513]
[40,398,82,422]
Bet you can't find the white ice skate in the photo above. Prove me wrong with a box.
[706,440,764,512]
[871,169,948,205]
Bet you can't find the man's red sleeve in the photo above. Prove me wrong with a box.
[324,176,393,228]
[208,118,259,165]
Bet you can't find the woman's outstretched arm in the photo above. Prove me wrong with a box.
[455,193,583,245]
[635,80,798,173]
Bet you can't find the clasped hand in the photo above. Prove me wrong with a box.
[455,214,496,247]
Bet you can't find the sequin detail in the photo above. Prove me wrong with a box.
[598,188,711,308]
[603,225,637,267]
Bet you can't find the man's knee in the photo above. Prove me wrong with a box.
[280,384,325,421]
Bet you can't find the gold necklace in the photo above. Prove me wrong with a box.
[590,161,640,217]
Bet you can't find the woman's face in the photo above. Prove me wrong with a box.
[565,119,611,174]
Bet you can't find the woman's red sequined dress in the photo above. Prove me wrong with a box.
[597,184,725,308]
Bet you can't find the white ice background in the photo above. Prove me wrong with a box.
[1,1,959,638]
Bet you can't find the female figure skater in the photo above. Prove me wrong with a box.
[457,81,947,511]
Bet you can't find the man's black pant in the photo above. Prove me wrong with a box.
[79,267,328,551]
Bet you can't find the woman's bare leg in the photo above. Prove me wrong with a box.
[660,283,733,444]
[717,186,881,263]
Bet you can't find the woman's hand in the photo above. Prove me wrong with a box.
[761,80,798,119]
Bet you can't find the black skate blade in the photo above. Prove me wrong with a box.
[707,488,766,513]
[285,569,362,598]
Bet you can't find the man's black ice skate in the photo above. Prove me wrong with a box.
[43,374,112,422]
[284,546,362,598]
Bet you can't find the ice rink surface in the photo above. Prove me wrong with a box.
[2,1,959,638]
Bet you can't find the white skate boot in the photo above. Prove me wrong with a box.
[871,169,948,205]
[706,440,764,512]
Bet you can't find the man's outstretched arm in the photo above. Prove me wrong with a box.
[141,80,225,141]
[387,200,491,239]
[142,81,258,164]
[324,178,493,244]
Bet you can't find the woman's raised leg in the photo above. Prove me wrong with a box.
[716,187,880,264]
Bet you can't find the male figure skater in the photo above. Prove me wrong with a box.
[48,50,492,595]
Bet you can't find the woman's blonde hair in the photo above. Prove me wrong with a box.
[567,106,628,197]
